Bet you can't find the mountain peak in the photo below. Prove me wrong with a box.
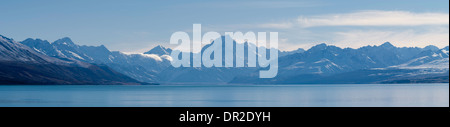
[424,45,439,51]
[308,43,328,51]
[316,43,327,47]
[23,38,35,42]
[144,45,172,55]
[293,48,306,52]
[0,34,14,42]
[53,37,75,46]
[21,38,51,46]
[380,42,395,48]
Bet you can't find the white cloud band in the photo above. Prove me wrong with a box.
[298,10,449,27]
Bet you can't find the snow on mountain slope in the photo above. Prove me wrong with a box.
[404,58,449,69]
[16,34,450,84]
[1,35,90,67]
[0,35,146,85]
[390,47,449,69]
[144,45,172,56]
[442,46,449,55]
[156,36,262,83]
[21,37,171,83]
[231,42,449,84]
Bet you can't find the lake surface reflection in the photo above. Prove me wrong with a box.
[0,84,448,107]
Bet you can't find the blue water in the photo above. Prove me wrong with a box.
[0,84,448,107]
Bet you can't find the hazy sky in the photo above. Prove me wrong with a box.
[1,0,448,53]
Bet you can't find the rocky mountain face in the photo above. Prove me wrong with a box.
[1,35,146,85]
[21,37,171,83]
[144,45,172,56]
[231,42,449,84]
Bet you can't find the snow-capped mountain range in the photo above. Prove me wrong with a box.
[4,34,448,84]
[0,35,147,85]
[21,37,172,83]
[232,42,449,84]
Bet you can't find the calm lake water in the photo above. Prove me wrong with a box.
[0,84,448,107]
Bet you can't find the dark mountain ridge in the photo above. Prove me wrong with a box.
[1,35,148,85]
